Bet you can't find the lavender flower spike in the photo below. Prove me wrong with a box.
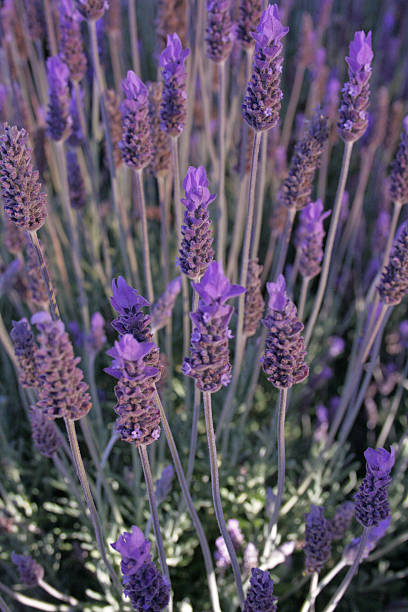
[58,0,87,83]
[354,447,395,528]
[105,334,162,445]
[243,568,277,612]
[10,319,38,388]
[377,223,408,305]
[11,553,44,587]
[159,33,190,137]
[262,275,308,389]
[237,0,262,50]
[242,4,289,132]
[304,505,332,574]
[205,0,235,63]
[0,125,47,231]
[30,407,61,458]
[32,311,92,420]
[120,71,152,170]
[151,277,182,332]
[46,56,72,142]
[111,526,170,610]
[338,31,373,142]
[389,116,408,205]
[299,199,331,279]
[86,312,106,353]
[73,0,108,21]
[179,166,215,280]
[183,262,245,393]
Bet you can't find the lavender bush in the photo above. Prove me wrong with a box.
[0,1,407,611]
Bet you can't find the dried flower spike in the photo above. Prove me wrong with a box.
[338,31,373,142]
[304,505,332,574]
[183,262,245,393]
[30,407,61,458]
[58,0,87,83]
[105,334,162,446]
[10,318,38,388]
[159,33,190,137]
[242,4,288,132]
[243,568,277,612]
[179,166,215,281]
[205,0,235,63]
[105,88,123,168]
[46,56,72,142]
[377,223,408,305]
[389,116,408,205]
[120,71,152,170]
[262,275,308,389]
[156,0,188,50]
[32,311,92,420]
[0,124,47,231]
[354,447,394,528]
[236,0,262,50]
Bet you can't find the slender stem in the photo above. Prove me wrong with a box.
[154,390,221,612]
[128,0,141,75]
[251,131,268,259]
[263,388,288,559]
[260,235,277,285]
[300,572,319,612]
[317,141,332,202]
[216,60,227,267]
[43,0,58,56]
[158,175,170,288]
[314,561,347,598]
[28,232,59,321]
[38,579,78,606]
[383,200,402,269]
[304,141,353,346]
[361,304,388,363]
[135,169,154,302]
[298,277,310,321]
[281,64,306,152]
[377,356,408,447]
[138,445,171,586]
[227,172,249,281]
[322,529,370,612]
[64,418,122,595]
[203,392,245,606]
[0,583,59,612]
[186,384,201,489]
[197,55,217,168]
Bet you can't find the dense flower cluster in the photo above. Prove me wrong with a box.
[338,31,373,142]
[58,0,87,83]
[0,125,47,231]
[205,0,235,63]
[377,223,408,305]
[304,505,332,574]
[179,166,215,280]
[105,88,123,168]
[243,568,277,612]
[389,116,408,205]
[262,275,308,389]
[106,334,162,446]
[236,0,262,49]
[120,71,152,170]
[111,526,170,610]
[243,258,264,337]
[32,311,92,420]
[183,262,245,393]
[242,4,289,132]
[46,56,72,142]
[151,277,182,332]
[10,318,38,388]
[30,407,61,458]
[279,110,328,210]
[159,33,190,137]
[298,199,331,279]
[354,447,394,527]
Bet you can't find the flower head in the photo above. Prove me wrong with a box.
[236,0,262,49]
[354,447,394,528]
[46,56,72,142]
[73,0,108,21]
[58,0,87,82]
[243,568,277,612]
[148,81,171,176]
[192,261,245,306]
[377,223,408,305]
[10,318,38,388]
[205,0,235,63]
[389,115,408,205]
[346,31,373,78]
[159,33,190,136]
[298,199,331,279]
[30,407,61,458]
[120,71,152,170]
[111,525,152,576]
[304,505,332,574]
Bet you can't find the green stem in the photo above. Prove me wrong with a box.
[304,141,353,346]
[203,392,245,606]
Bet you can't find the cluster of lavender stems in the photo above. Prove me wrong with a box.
[1,1,408,611]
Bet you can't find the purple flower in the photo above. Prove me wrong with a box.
[304,505,332,574]
[58,0,87,83]
[328,336,345,358]
[0,125,48,231]
[243,568,277,612]
[155,465,174,504]
[205,0,235,63]
[323,73,341,126]
[243,543,259,575]
[298,199,331,279]
[343,517,391,565]
[354,447,395,528]
[279,110,328,211]
[67,88,84,147]
[314,404,329,443]
[11,553,44,586]
[151,277,182,332]
[31,311,92,420]
[214,535,230,570]
[119,71,152,170]
[159,33,190,137]
[236,0,262,49]
[377,222,408,305]
[179,166,215,280]
[10,319,38,388]
[227,519,244,550]
[105,334,161,445]
[46,56,72,142]
[242,4,288,132]
[338,31,373,142]
[328,501,355,540]
[111,525,152,576]
[66,150,86,209]
[73,0,108,21]
[390,116,408,205]
[262,275,308,389]
[30,406,61,458]
[86,312,106,353]
[183,262,245,393]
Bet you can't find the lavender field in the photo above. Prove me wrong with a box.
[0,0,408,610]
